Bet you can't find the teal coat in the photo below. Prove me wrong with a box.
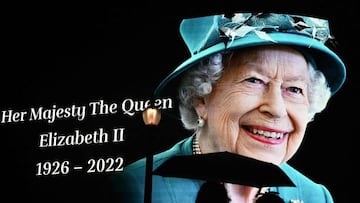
[112,136,334,203]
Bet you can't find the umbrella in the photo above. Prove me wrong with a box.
[153,151,295,188]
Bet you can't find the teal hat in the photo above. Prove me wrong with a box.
[154,13,346,96]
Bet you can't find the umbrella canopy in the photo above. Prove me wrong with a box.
[153,151,295,188]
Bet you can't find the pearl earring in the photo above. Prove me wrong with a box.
[197,117,205,128]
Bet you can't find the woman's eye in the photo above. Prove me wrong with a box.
[287,86,303,94]
[246,77,262,84]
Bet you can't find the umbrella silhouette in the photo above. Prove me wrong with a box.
[153,151,295,188]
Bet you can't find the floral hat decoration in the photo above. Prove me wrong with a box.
[154,12,346,97]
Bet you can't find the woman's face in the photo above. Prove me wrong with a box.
[197,45,310,164]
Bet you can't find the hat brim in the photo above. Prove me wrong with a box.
[154,32,346,97]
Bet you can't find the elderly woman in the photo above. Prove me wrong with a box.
[113,13,346,203]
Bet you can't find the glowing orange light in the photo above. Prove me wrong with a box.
[142,107,161,126]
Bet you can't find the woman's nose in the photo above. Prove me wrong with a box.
[258,85,287,118]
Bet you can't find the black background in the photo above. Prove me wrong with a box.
[3,1,357,202]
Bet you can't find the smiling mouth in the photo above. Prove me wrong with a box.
[245,126,289,140]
